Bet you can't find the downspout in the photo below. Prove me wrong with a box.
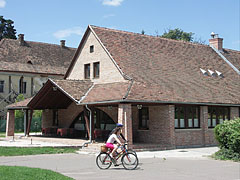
[81,104,92,148]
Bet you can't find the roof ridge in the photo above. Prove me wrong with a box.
[90,25,210,48]
[1,38,77,49]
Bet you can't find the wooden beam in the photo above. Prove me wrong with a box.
[26,109,33,136]
[83,106,90,139]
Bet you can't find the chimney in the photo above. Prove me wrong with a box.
[18,34,25,46]
[60,40,66,47]
[209,32,223,51]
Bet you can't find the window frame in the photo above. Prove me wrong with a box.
[138,107,149,130]
[84,63,90,79]
[208,106,230,128]
[52,109,58,126]
[19,78,27,94]
[90,45,94,53]
[175,105,200,129]
[0,80,4,93]
[93,62,100,78]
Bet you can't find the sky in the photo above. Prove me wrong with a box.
[0,0,239,50]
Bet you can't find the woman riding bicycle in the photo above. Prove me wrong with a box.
[105,123,123,160]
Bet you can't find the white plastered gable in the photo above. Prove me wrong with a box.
[67,27,125,84]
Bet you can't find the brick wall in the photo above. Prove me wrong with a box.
[133,105,175,148]
[6,110,15,136]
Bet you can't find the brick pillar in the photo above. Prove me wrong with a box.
[200,106,208,146]
[6,110,15,136]
[230,107,239,120]
[168,105,176,148]
[118,103,133,145]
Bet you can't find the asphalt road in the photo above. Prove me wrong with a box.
[0,153,239,180]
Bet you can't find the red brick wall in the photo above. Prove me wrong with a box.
[133,105,175,148]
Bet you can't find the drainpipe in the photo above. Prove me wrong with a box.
[81,105,92,148]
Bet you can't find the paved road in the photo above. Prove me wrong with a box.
[0,153,239,180]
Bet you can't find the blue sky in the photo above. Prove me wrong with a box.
[0,0,239,50]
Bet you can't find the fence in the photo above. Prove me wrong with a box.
[0,117,42,132]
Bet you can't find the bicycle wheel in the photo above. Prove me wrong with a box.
[121,152,138,170]
[126,149,137,157]
[96,152,112,169]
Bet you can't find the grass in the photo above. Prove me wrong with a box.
[0,166,73,180]
[0,147,78,156]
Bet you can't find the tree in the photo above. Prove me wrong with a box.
[161,28,194,42]
[15,94,25,119]
[0,16,17,41]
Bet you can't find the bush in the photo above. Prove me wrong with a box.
[214,118,240,155]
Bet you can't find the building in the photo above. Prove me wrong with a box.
[6,26,240,149]
[0,34,76,120]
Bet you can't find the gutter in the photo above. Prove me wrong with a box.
[79,99,240,107]
[210,45,240,75]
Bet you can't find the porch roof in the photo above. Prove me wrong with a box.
[27,79,93,109]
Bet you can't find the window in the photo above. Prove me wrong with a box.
[93,62,100,78]
[0,81,4,93]
[139,107,149,129]
[175,106,200,129]
[208,107,229,128]
[84,64,90,79]
[19,77,27,94]
[52,109,58,126]
[90,45,94,53]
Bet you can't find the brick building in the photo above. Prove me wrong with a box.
[6,26,240,149]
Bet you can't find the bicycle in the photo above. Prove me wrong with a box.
[96,143,139,170]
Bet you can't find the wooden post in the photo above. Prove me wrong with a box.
[6,110,15,136]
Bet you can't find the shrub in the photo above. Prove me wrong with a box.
[214,118,240,154]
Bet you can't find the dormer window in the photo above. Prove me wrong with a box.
[27,61,33,65]
[93,62,100,78]
[84,63,90,79]
[90,45,94,53]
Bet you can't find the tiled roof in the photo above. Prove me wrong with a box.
[0,38,76,75]
[53,79,93,101]
[222,49,240,71]
[90,25,240,104]
[81,82,131,103]
[6,97,32,109]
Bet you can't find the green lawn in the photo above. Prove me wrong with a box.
[0,147,78,156]
[0,166,74,180]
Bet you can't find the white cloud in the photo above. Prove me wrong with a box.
[0,0,6,8]
[103,14,115,18]
[102,0,124,7]
[53,27,84,39]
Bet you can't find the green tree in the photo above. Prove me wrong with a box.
[14,94,25,119]
[0,16,17,41]
[161,28,194,42]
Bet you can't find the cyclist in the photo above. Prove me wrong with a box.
[109,123,126,142]
[105,124,123,162]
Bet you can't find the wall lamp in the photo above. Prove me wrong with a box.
[137,104,142,109]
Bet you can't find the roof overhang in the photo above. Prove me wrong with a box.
[28,79,76,109]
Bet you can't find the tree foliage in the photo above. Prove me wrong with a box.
[14,94,25,119]
[214,118,240,153]
[161,28,194,42]
[0,16,17,41]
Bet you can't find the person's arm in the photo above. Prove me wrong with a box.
[114,134,122,145]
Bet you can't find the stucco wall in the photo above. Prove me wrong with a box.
[67,30,125,84]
